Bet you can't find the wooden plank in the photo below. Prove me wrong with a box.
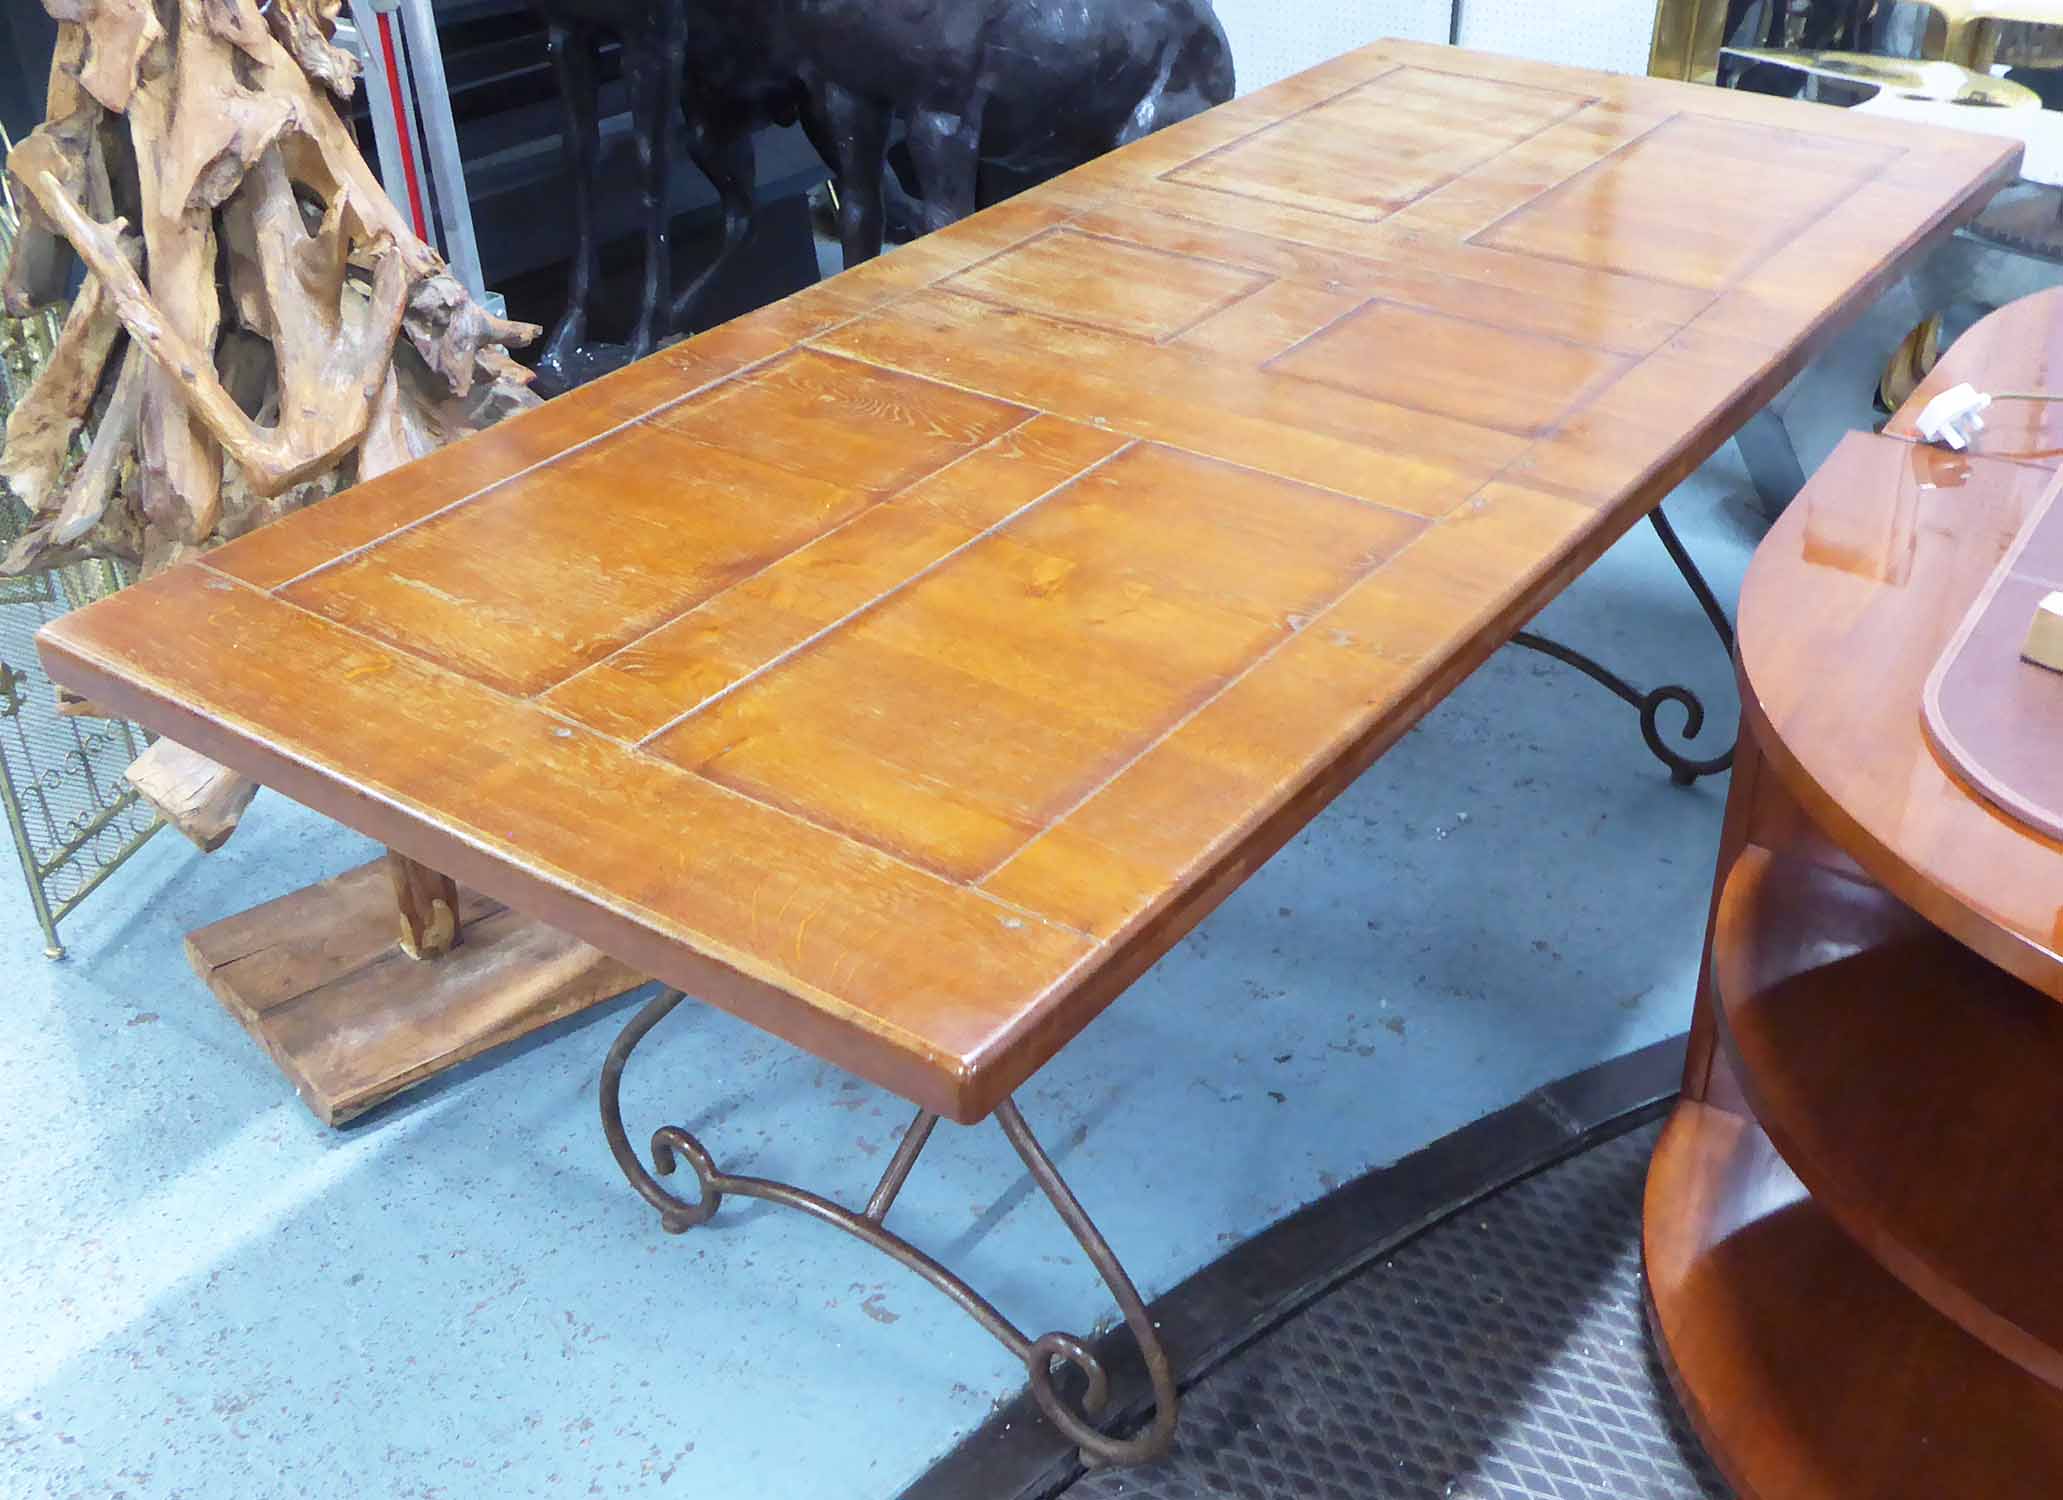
[185,857,646,1124]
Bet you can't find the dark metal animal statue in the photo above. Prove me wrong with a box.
[531,0,1234,391]
[675,0,1236,312]
[783,0,1236,265]
[527,0,689,393]
[667,6,813,337]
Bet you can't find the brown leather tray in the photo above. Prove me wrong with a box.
[1924,473,2063,842]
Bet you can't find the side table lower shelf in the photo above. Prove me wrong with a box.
[1644,1100,2063,1500]
[1711,847,2063,1387]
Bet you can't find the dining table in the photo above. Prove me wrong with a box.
[36,38,2020,1463]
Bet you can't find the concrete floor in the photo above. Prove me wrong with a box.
[0,263,2010,1499]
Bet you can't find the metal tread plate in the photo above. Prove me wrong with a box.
[1065,1122,1728,1500]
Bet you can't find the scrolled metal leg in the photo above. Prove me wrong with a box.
[599,993,1178,1467]
[1649,506,1735,658]
[995,1099,1180,1466]
[1511,505,1736,787]
[599,987,713,1231]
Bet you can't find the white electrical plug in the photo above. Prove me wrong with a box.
[1913,382,1993,451]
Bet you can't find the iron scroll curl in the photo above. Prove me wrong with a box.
[600,987,1180,1467]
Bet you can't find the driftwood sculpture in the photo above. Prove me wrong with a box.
[1,0,540,847]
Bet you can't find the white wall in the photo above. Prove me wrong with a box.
[1213,0,1659,94]
[1456,0,1658,76]
[1213,1,1450,93]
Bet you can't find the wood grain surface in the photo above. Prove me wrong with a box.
[37,42,2020,1121]
[386,848,462,960]
[1736,430,2063,998]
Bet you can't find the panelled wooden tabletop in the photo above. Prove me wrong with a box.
[39,41,2019,1122]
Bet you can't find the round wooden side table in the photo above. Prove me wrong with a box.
[1643,421,2063,1497]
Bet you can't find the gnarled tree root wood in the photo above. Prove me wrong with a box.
[3,0,542,854]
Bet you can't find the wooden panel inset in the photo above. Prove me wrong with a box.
[542,416,1129,743]
[648,347,1031,496]
[1105,172,1719,344]
[1928,567,2063,845]
[204,358,711,591]
[648,442,1423,881]
[813,289,1526,518]
[281,423,873,698]
[1266,299,1632,437]
[940,228,1270,341]
[1476,114,1904,290]
[981,480,1595,937]
[1163,65,1597,221]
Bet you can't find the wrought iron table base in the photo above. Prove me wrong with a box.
[600,987,1179,1468]
[1511,506,1737,786]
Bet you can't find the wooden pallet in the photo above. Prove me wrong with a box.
[185,856,645,1124]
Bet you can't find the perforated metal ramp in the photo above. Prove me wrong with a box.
[1062,1120,1727,1500]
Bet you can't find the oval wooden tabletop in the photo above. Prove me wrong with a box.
[1737,430,2063,998]
[39,42,2021,1121]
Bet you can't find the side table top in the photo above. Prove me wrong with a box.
[1886,285,2063,460]
[39,42,2019,1120]
[1738,430,2063,998]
